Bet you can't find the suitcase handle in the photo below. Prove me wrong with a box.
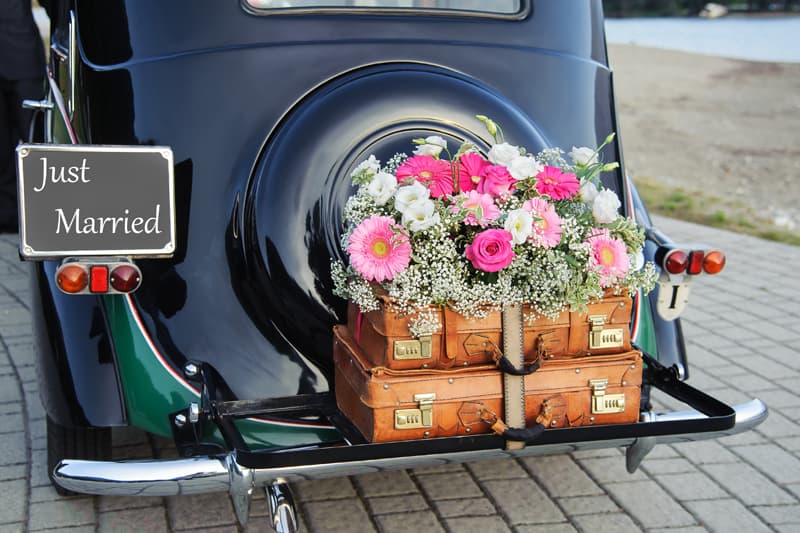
[495,353,541,376]
[479,402,554,444]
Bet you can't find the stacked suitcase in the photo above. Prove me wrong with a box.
[335,296,642,443]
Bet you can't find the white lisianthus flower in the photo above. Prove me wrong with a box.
[630,250,645,271]
[402,199,440,232]
[366,171,397,206]
[592,189,621,223]
[351,155,380,178]
[569,146,598,166]
[580,181,599,205]
[504,208,534,245]
[488,142,521,167]
[507,155,543,180]
[394,181,430,213]
[413,136,448,157]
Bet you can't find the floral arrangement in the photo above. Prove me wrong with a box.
[332,116,657,337]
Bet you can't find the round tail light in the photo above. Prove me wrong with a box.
[663,250,689,275]
[703,250,726,274]
[110,265,141,293]
[56,264,88,294]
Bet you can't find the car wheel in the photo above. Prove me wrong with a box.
[46,416,111,496]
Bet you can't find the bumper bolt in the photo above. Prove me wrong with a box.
[174,413,187,427]
[184,362,199,378]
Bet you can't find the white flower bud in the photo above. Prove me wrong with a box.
[504,209,534,245]
[488,142,521,167]
[592,189,621,223]
[351,155,380,178]
[506,156,543,180]
[402,199,440,232]
[580,181,599,205]
[366,171,397,206]
[569,146,598,166]
[413,136,448,157]
[630,250,645,271]
[394,181,430,213]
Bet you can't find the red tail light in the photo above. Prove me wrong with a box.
[56,264,89,294]
[687,250,705,275]
[55,259,141,294]
[703,250,726,274]
[110,265,141,293]
[663,250,689,275]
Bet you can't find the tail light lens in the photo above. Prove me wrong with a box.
[687,250,705,275]
[663,250,689,275]
[55,259,141,295]
[56,264,89,293]
[703,250,726,274]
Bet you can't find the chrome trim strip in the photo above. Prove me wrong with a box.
[53,399,767,499]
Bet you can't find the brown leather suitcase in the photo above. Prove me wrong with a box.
[348,294,632,371]
[333,325,642,443]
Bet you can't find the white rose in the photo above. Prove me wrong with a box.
[592,189,621,223]
[580,181,599,205]
[630,250,645,271]
[402,199,440,232]
[351,155,380,178]
[504,209,533,245]
[569,146,598,166]
[366,171,397,206]
[506,156,543,180]
[488,142,521,167]
[394,181,430,213]
[413,136,448,157]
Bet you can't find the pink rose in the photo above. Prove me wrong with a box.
[465,229,515,272]
[477,165,516,198]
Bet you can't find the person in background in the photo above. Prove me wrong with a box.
[0,0,46,234]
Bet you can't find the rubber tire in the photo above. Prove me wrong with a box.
[46,416,111,496]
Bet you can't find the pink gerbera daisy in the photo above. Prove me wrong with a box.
[523,198,562,248]
[396,155,454,198]
[347,215,412,282]
[457,152,490,192]
[585,229,630,287]
[535,165,580,200]
[452,190,501,227]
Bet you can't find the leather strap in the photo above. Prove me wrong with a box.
[442,307,460,360]
[501,304,526,450]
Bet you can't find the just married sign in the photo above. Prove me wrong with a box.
[15,145,176,259]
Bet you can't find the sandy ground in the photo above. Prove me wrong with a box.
[607,44,800,230]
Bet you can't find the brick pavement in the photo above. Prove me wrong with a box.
[0,215,797,532]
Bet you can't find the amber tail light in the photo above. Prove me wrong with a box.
[55,259,142,295]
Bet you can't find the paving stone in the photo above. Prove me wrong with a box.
[98,508,169,533]
[656,472,728,501]
[557,495,619,516]
[165,493,236,530]
[570,512,643,533]
[373,511,444,533]
[648,528,709,533]
[27,498,96,531]
[409,463,466,475]
[751,504,800,525]
[733,443,800,485]
[0,376,20,404]
[353,471,418,498]
[670,440,739,464]
[366,494,428,516]
[414,472,483,501]
[702,462,796,506]
[575,456,649,484]
[641,458,696,475]
[521,454,602,498]
[755,409,800,439]
[603,480,695,529]
[443,515,511,533]
[467,459,529,481]
[685,499,772,533]
[753,389,800,409]
[513,525,578,533]
[481,478,564,526]
[97,495,165,512]
[0,464,26,481]
[0,479,26,524]
[433,497,497,518]
[292,477,356,502]
[301,499,376,533]
[0,433,26,465]
[0,524,24,533]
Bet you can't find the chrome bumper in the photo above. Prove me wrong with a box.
[53,399,767,523]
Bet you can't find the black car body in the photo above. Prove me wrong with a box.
[20,0,765,528]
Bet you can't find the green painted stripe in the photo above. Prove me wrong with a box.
[103,294,342,448]
[634,292,658,361]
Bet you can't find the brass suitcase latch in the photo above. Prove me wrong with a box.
[588,315,624,350]
[393,336,432,360]
[589,378,626,414]
[394,393,436,429]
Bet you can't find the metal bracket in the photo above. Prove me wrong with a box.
[266,480,299,533]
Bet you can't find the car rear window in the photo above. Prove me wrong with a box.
[243,0,524,16]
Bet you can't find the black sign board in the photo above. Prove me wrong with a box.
[16,145,176,259]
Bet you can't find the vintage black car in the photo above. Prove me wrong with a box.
[17,1,766,530]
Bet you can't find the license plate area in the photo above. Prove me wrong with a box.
[16,144,176,259]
